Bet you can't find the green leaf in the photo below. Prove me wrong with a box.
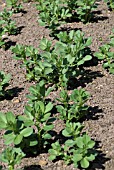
[94,52,104,59]
[80,157,89,168]
[0,112,7,129]
[14,134,23,145]
[48,149,58,156]
[41,113,51,122]
[83,55,92,61]
[6,112,15,123]
[45,87,54,97]
[45,102,53,113]
[109,67,114,74]
[77,60,84,66]
[29,138,38,146]
[38,19,46,26]
[86,154,95,161]
[42,133,52,139]
[72,153,82,163]
[88,140,95,148]
[44,68,53,75]
[38,101,45,113]
[20,127,33,137]
[4,133,16,145]
[76,137,84,148]
[103,62,109,68]
[85,37,92,46]
[65,139,75,147]
[43,124,54,131]
[49,154,56,161]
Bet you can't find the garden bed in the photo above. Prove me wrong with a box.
[0,0,114,169]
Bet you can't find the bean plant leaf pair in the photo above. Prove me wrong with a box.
[11,30,92,87]
[6,0,23,13]
[36,0,72,34]
[0,9,17,35]
[56,88,89,122]
[0,71,11,97]
[0,147,25,170]
[49,122,97,168]
[0,111,34,146]
[95,29,114,74]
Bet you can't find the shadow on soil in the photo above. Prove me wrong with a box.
[4,40,16,50]
[0,87,24,101]
[79,105,104,122]
[15,26,25,35]
[24,165,43,170]
[87,141,110,170]
[68,69,103,90]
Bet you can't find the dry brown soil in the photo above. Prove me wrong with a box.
[0,0,114,170]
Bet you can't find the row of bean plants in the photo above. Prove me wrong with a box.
[0,0,113,169]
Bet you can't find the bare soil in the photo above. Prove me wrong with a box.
[0,0,114,170]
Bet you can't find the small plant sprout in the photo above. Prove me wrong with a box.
[95,29,114,74]
[0,9,17,35]
[6,0,23,13]
[56,88,90,122]
[104,0,114,10]
[0,147,25,170]
[49,122,97,168]
[0,71,11,97]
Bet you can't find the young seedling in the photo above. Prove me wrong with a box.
[0,147,25,170]
[36,0,71,35]
[0,9,17,35]
[0,25,7,48]
[49,122,97,168]
[18,81,55,152]
[75,0,97,23]
[0,71,11,97]
[95,29,114,74]
[0,111,34,147]
[6,0,23,13]
[56,88,89,122]
[104,0,114,10]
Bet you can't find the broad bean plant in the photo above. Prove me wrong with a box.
[11,30,92,88]
[0,71,11,97]
[49,122,97,169]
[95,29,114,74]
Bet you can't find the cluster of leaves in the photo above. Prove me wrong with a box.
[0,9,17,48]
[49,122,97,169]
[36,0,71,35]
[67,0,97,23]
[0,81,54,155]
[36,0,97,35]
[0,1,99,169]
[11,30,92,88]
[104,0,114,10]
[6,0,23,13]
[0,147,25,170]
[0,9,17,35]
[56,88,89,122]
[0,79,97,169]
[95,29,114,74]
[0,71,11,97]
